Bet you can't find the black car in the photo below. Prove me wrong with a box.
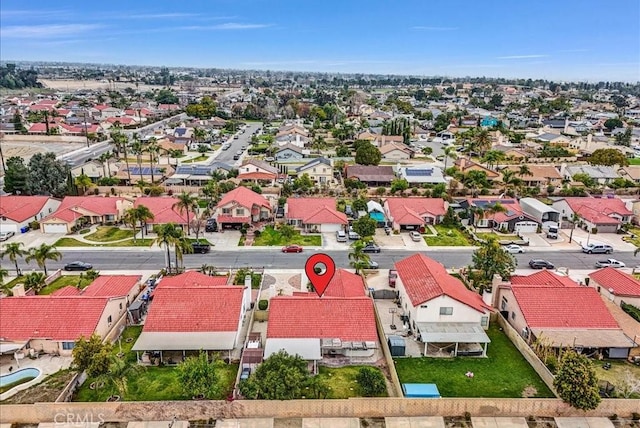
[205,219,218,233]
[362,243,381,253]
[191,241,211,254]
[528,259,554,270]
[64,261,93,271]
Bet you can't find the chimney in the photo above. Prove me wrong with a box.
[244,274,253,311]
[12,283,26,297]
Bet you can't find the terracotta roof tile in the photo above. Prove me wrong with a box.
[0,196,52,222]
[43,196,127,223]
[157,271,229,288]
[510,270,579,287]
[216,187,271,211]
[286,198,347,225]
[385,198,447,225]
[81,275,141,297]
[134,197,189,225]
[563,197,632,225]
[589,267,640,297]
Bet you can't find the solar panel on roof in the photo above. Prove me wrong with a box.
[405,169,434,176]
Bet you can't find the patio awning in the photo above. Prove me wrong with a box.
[132,332,237,351]
[0,342,27,354]
[416,322,491,344]
[530,328,634,348]
[264,338,321,360]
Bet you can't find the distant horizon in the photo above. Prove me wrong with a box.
[1,0,638,83]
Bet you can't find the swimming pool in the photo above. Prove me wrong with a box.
[0,367,41,388]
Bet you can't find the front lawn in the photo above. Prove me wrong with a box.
[84,227,134,242]
[182,155,209,163]
[39,275,93,295]
[316,366,389,399]
[475,232,519,241]
[54,238,153,247]
[424,225,473,247]
[628,158,640,166]
[394,325,553,398]
[252,226,322,246]
[622,228,640,247]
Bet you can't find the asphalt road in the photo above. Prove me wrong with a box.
[11,248,638,273]
[215,122,262,163]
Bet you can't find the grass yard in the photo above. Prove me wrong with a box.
[54,237,153,247]
[316,366,389,399]
[1,276,25,290]
[394,325,554,398]
[592,360,640,398]
[252,226,322,246]
[182,155,209,163]
[424,225,473,247]
[622,228,640,247]
[39,275,93,295]
[628,158,640,165]
[84,226,134,242]
[475,232,519,241]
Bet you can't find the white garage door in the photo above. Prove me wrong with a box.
[43,223,68,234]
[0,223,18,233]
[320,223,343,233]
[514,221,538,234]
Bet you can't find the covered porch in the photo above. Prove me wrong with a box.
[416,322,491,357]
[131,331,237,364]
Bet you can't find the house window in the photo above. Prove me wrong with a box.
[481,316,489,327]
[222,208,231,214]
[235,209,244,216]
[105,215,115,221]
[62,342,75,350]
[439,307,453,315]
[119,303,123,310]
[107,315,112,324]
[501,297,508,311]
[511,312,516,320]
[420,305,428,308]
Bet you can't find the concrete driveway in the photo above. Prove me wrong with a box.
[2,231,66,250]
[568,228,636,252]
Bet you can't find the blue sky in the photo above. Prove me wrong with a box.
[1,0,639,82]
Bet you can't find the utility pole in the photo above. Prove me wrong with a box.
[83,108,90,148]
[0,131,6,174]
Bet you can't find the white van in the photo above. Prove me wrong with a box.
[336,230,347,242]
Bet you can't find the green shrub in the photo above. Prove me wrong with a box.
[29,220,40,230]
[356,367,387,396]
[258,299,268,310]
[621,303,640,322]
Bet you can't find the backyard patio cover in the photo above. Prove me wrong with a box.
[0,342,27,354]
[416,322,490,356]
[132,332,237,351]
[530,329,634,349]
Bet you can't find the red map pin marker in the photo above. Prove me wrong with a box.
[305,253,336,298]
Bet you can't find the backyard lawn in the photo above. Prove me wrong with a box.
[394,325,554,398]
[39,274,93,295]
[74,326,238,401]
[252,226,322,246]
[316,366,389,399]
[592,360,640,398]
[55,238,153,247]
[84,227,134,242]
[424,225,473,247]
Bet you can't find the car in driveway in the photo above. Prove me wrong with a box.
[362,243,381,253]
[365,260,379,269]
[528,259,555,269]
[240,367,251,381]
[0,231,15,241]
[504,244,524,254]
[409,231,422,242]
[281,245,303,253]
[64,261,93,271]
[595,258,626,268]
[582,244,613,254]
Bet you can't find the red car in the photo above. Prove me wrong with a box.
[281,245,303,253]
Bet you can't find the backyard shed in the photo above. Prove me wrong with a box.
[402,383,441,398]
[387,335,406,357]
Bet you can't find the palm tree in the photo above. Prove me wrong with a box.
[1,242,28,275]
[442,146,457,172]
[0,266,9,287]
[462,170,489,197]
[568,212,580,244]
[485,202,508,230]
[517,164,532,179]
[122,209,139,242]
[98,151,113,178]
[193,127,208,146]
[173,192,199,236]
[145,137,160,183]
[481,150,505,170]
[134,204,154,239]
[348,240,371,275]
[153,223,182,272]
[26,243,62,276]
[174,235,193,272]
[75,173,94,196]
[474,129,492,156]
[111,129,131,184]
[24,271,47,294]
[130,135,145,184]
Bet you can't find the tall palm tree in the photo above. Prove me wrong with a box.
[145,137,160,183]
[24,271,47,294]
[122,208,139,242]
[0,266,9,287]
[473,129,492,156]
[481,150,505,170]
[134,205,155,239]
[442,146,457,172]
[130,135,145,184]
[1,242,28,275]
[193,127,208,146]
[26,243,62,276]
[111,129,131,184]
[153,223,182,272]
[173,192,199,236]
[348,240,371,275]
[174,235,193,271]
[568,212,580,244]
[98,151,113,178]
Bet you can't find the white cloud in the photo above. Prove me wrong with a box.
[177,23,273,31]
[128,13,201,19]
[411,26,458,31]
[1,24,103,38]
[497,54,549,59]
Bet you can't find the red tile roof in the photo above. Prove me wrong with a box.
[216,186,271,211]
[589,267,640,297]
[510,270,579,287]
[267,297,378,342]
[395,254,490,312]
[0,296,109,341]
[323,269,365,297]
[143,286,244,332]
[385,198,447,225]
[0,196,52,222]
[563,197,632,225]
[134,197,189,225]
[82,275,141,297]
[157,271,229,288]
[286,198,347,225]
[43,196,127,223]
[511,286,620,329]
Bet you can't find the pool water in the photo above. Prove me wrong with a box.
[0,367,41,387]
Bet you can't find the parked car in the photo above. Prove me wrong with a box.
[275,207,285,218]
[528,259,555,269]
[64,261,93,271]
[240,367,251,381]
[233,154,240,160]
[336,230,347,242]
[281,245,303,253]
[0,231,15,241]
[265,157,275,162]
[344,205,354,218]
[545,227,558,239]
[504,244,525,254]
[348,230,360,240]
[205,219,218,232]
[365,260,379,269]
[388,269,398,287]
[409,231,422,242]
[362,243,381,253]
[582,244,613,254]
[191,241,211,254]
[595,258,626,268]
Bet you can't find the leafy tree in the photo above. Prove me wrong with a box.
[572,173,596,187]
[173,192,199,236]
[293,173,314,192]
[352,216,377,238]
[356,367,387,396]
[614,128,632,146]
[3,157,29,194]
[27,152,70,197]
[155,89,178,104]
[422,146,433,156]
[441,207,459,227]
[391,178,409,194]
[74,173,94,196]
[185,96,217,119]
[177,351,221,399]
[351,198,367,213]
[471,237,516,290]
[355,142,382,166]
[0,242,28,275]
[278,223,295,240]
[239,350,310,400]
[589,148,629,166]
[335,145,351,157]
[26,243,61,276]
[23,271,47,293]
[604,118,623,132]
[553,350,601,410]
[72,334,112,374]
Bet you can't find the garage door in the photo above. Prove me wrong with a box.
[320,223,342,233]
[514,221,538,234]
[0,224,18,233]
[43,223,68,234]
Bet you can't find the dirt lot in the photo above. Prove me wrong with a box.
[39,79,165,92]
